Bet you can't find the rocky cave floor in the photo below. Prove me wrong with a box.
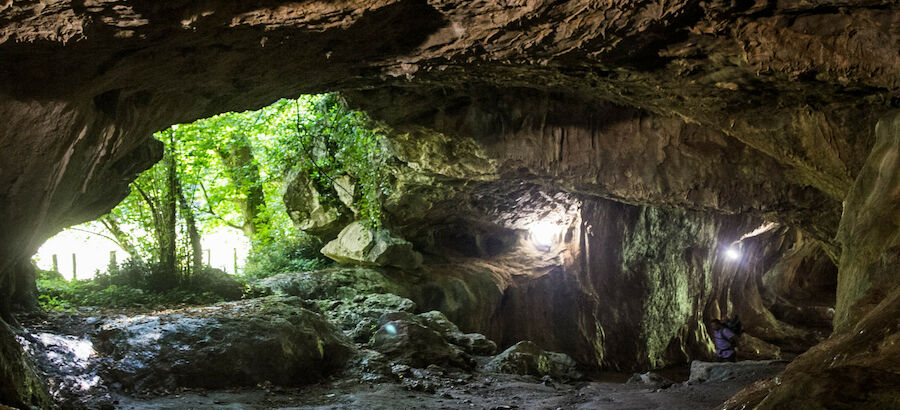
[16,310,786,410]
[13,275,788,409]
[110,365,785,410]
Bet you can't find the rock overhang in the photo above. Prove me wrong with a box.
[2,1,900,406]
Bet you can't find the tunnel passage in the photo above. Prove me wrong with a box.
[2,1,900,408]
[388,183,839,371]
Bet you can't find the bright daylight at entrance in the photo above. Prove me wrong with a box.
[1,1,898,409]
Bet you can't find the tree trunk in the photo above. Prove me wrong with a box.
[156,143,179,289]
[99,216,139,258]
[177,179,203,280]
[217,134,267,236]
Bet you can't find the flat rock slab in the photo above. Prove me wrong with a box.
[688,360,788,384]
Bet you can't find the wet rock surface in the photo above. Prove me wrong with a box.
[369,318,473,370]
[104,358,789,410]
[687,360,788,384]
[18,305,789,410]
[627,372,675,390]
[92,297,355,391]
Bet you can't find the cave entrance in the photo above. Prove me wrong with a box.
[31,93,381,306]
[20,91,843,409]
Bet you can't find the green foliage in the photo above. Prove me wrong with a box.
[36,262,231,311]
[94,258,151,289]
[45,93,388,303]
[242,233,334,280]
[37,277,226,311]
[258,94,392,229]
[36,268,64,281]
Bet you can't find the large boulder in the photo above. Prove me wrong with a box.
[688,360,787,384]
[283,169,350,240]
[417,310,497,355]
[329,294,418,342]
[333,175,359,214]
[373,310,497,356]
[321,221,423,269]
[369,317,473,370]
[93,296,354,391]
[485,341,581,381]
[248,268,424,342]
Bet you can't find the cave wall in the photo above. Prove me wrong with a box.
[0,319,49,409]
[396,187,829,371]
[725,110,900,409]
[1,0,895,316]
[835,110,900,328]
[2,0,899,406]
[354,89,846,253]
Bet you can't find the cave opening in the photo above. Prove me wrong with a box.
[15,89,842,408]
[2,1,899,409]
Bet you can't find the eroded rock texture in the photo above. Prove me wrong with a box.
[2,1,899,407]
[723,110,900,409]
[400,194,826,371]
[93,296,355,391]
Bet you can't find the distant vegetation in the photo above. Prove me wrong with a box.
[36,94,390,311]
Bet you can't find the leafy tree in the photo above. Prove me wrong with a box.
[172,112,269,236]
[130,131,181,289]
[261,94,392,229]
[89,93,390,285]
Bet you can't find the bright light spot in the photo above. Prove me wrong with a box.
[200,228,251,274]
[725,248,741,261]
[529,221,561,251]
[34,224,250,278]
[34,223,121,279]
[384,323,398,335]
[36,333,96,363]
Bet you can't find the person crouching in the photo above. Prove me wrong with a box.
[709,319,737,362]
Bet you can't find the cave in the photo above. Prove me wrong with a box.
[2,1,900,409]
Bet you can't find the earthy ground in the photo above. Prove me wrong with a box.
[17,309,787,410]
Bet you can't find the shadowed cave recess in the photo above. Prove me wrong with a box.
[1,1,899,409]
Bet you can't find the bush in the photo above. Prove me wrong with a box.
[36,279,227,311]
[187,267,244,300]
[36,272,227,311]
[94,258,152,289]
[242,233,333,280]
[36,268,64,281]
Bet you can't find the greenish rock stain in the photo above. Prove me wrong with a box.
[620,206,717,368]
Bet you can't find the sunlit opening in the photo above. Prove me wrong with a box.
[34,225,250,279]
[384,323,398,335]
[529,221,562,251]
